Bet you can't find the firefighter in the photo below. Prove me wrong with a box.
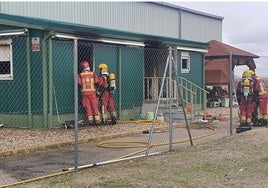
[97,63,117,125]
[236,70,260,127]
[253,72,268,127]
[77,61,101,126]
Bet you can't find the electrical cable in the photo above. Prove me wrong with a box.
[52,83,65,124]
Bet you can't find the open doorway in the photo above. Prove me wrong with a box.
[144,47,170,100]
[78,41,94,70]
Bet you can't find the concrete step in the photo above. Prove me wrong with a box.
[162,107,190,122]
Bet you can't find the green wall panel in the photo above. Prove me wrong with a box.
[93,44,144,110]
[177,51,204,104]
[52,40,74,114]
[121,47,144,108]
[188,52,203,87]
[177,51,203,87]
[94,44,119,107]
[29,30,44,114]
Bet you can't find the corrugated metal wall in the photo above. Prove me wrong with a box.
[0,2,179,39]
[181,11,222,43]
[0,2,222,43]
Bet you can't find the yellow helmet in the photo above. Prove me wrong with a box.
[243,79,250,87]
[109,73,115,81]
[242,70,254,78]
[98,63,108,74]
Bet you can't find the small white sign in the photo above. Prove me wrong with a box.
[32,37,40,44]
[32,37,40,51]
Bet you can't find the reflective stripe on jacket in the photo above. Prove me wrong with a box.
[78,71,97,94]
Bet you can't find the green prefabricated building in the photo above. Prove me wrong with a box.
[0,13,208,129]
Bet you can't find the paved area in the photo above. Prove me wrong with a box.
[0,107,238,153]
[0,106,245,186]
[0,125,231,186]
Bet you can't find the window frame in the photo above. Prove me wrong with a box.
[180,51,190,74]
[0,39,13,80]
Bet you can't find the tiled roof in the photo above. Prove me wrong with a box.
[205,40,259,58]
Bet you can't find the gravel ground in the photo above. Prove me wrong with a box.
[0,107,238,156]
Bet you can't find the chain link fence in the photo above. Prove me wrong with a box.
[0,35,211,186]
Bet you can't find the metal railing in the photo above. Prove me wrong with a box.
[144,77,177,101]
[144,76,208,119]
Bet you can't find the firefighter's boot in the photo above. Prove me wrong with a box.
[236,123,252,134]
[110,116,117,125]
[262,119,268,127]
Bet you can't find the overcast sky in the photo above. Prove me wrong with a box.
[167,1,268,77]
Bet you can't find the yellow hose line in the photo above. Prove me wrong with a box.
[105,126,217,160]
[115,148,147,160]
[98,141,148,148]
[0,170,74,188]
[119,119,166,125]
[98,126,217,149]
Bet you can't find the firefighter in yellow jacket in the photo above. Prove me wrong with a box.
[236,70,260,127]
[97,63,117,125]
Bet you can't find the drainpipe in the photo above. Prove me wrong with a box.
[48,37,53,128]
[42,33,49,128]
[26,35,33,128]
[118,47,122,120]
[173,45,178,99]
[202,53,206,111]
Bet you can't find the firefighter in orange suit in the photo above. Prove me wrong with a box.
[77,61,101,126]
[236,70,260,127]
[97,63,117,125]
[253,73,268,126]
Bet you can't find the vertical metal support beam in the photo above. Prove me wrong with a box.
[42,33,48,128]
[48,37,53,128]
[73,39,79,172]
[118,47,122,120]
[26,35,32,128]
[229,52,233,135]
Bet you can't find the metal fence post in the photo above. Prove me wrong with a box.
[73,39,79,172]
[168,47,173,151]
[229,52,233,135]
[42,33,49,128]
[26,35,33,128]
[48,37,53,128]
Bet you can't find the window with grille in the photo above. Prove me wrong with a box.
[181,51,190,74]
[0,39,13,80]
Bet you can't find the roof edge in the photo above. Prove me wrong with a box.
[152,2,224,20]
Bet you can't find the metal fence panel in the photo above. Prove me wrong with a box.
[0,37,212,186]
